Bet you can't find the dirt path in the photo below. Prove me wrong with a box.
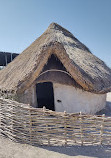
[1,136,111,158]
[0,93,111,158]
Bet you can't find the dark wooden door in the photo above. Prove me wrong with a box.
[36,82,55,111]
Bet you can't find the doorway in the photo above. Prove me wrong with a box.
[36,82,55,111]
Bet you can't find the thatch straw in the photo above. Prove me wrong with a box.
[0,23,111,94]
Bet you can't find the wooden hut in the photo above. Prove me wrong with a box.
[0,23,111,114]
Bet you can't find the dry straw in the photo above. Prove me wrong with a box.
[0,23,111,94]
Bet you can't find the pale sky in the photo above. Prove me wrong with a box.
[0,0,111,67]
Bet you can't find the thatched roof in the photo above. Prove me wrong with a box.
[0,22,111,94]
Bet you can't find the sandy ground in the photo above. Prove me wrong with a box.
[1,136,111,158]
[0,93,111,158]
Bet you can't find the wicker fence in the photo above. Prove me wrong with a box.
[0,98,111,146]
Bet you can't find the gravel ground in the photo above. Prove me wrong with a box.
[0,93,111,158]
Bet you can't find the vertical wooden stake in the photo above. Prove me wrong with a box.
[64,111,67,146]
[29,109,32,145]
[100,114,105,145]
[43,106,46,112]
[43,106,50,145]
[80,112,83,146]
[46,123,50,146]
[11,104,14,140]
[72,115,76,144]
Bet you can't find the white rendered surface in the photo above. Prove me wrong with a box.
[53,83,106,114]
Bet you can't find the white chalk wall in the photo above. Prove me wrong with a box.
[53,83,106,114]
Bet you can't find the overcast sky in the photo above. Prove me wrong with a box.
[0,0,111,67]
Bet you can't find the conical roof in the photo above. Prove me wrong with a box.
[0,22,111,94]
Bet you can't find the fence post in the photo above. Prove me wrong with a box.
[10,102,14,141]
[64,111,67,146]
[80,111,84,146]
[46,123,50,146]
[43,106,50,145]
[100,114,105,145]
[43,106,46,112]
[29,108,32,145]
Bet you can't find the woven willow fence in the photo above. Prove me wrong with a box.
[0,98,111,146]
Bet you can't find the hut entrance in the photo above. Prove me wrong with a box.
[36,82,55,111]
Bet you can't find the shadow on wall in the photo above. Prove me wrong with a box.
[96,101,111,116]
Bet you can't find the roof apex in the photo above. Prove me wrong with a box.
[48,22,64,29]
[48,22,74,36]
